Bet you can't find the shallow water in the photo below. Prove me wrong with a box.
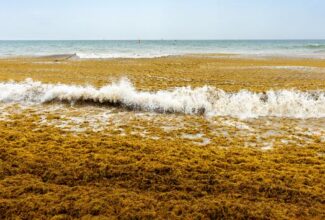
[1,40,325,58]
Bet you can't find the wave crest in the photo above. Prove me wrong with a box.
[0,78,325,119]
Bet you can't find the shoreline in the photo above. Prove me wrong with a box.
[1,51,325,61]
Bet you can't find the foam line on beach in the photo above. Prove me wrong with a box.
[0,78,325,119]
[75,52,172,59]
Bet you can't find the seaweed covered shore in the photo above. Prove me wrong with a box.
[0,55,324,219]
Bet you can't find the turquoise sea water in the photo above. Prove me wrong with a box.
[0,40,325,58]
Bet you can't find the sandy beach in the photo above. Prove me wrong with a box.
[0,55,324,219]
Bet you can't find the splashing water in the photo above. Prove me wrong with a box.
[0,78,325,119]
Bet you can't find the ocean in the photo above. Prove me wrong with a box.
[1,40,325,58]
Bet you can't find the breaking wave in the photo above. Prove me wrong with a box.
[0,78,325,119]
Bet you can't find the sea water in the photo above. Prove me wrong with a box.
[0,40,325,58]
[1,78,325,119]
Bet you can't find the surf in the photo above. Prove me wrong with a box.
[0,78,325,119]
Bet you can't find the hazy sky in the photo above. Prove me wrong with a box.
[1,0,324,40]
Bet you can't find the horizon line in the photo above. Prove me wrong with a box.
[1,39,325,41]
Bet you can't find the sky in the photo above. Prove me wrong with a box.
[0,0,324,40]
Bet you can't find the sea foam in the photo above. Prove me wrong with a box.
[0,78,325,119]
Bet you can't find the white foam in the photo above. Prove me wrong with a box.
[0,78,325,119]
[76,52,171,59]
